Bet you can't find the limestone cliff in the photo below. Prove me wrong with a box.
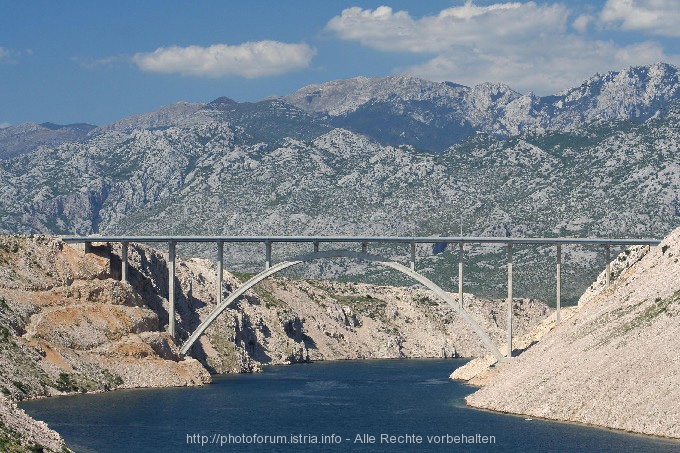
[0,235,210,404]
[459,228,680,439]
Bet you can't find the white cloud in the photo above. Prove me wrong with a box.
[0,47,29,63]
[326,2,567,53]
[572,14,594,33]
[325,2,680,94]
[405,37,675,95]
[133,41,316,78]
[601,0,680,37]
[0,47,16,63]
[0,122,10,129]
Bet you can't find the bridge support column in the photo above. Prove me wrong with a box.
[605,245,611,287]
[121,241,129,283]
[216,241,223,306]
[410,242,416,271]
[458,243,464,309]
[507,243,513,358]
[313,241,319,253]
[265,241,272,270]
[556,244,561,324]
[168,241,176,339]
[361,242,367,254]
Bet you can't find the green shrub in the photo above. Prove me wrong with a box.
[55,373,78,392]
[12,381,28,394]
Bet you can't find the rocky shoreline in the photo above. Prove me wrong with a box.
[453,228,680,440]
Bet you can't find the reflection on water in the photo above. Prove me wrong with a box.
[21,359,680,452]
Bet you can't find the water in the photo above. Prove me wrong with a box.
[21,359,680,452]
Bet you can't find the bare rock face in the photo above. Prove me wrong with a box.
[0,393,68,452]
[461,227,680,439]
[0,236,211,404]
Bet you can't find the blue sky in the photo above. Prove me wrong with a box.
[1,0,679,126]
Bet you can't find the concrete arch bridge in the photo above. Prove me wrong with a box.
[63,235,660,362]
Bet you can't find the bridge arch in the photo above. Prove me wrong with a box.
[180,250,505,361]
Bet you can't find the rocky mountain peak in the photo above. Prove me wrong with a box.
[204,96,239,110]
[93,101,204,135]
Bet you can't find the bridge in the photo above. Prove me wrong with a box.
[62,235,661,362]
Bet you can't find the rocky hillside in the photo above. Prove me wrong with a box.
[1,108,678,305]
[0,394,68,452]
[0,235,210,403]
[1,63,678,304]
[0,122,95,160]
[457,227,680,439]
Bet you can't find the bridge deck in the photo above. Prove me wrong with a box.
[61,235,662,246]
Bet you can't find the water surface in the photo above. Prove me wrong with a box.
[21,359,680,452]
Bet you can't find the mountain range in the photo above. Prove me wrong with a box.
[1,62,679,304]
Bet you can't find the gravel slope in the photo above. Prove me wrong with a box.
[463,228,680,439]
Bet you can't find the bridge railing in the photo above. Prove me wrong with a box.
[61,235,661,358]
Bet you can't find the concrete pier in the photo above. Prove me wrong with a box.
[361,242,368,253]
[410,242,416,271]
[507,243,513,358]
[458,243,464,309]
[313,241,319,253]
[265,241,272,270]
[605,245,611,286]
[121,241,128,283]
[216,241,223,306]
[168,241,176,339]
[556,244,562,324]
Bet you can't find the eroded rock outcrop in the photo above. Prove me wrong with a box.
[0,235,210,403]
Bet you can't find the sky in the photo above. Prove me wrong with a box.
[1,0,680,127]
